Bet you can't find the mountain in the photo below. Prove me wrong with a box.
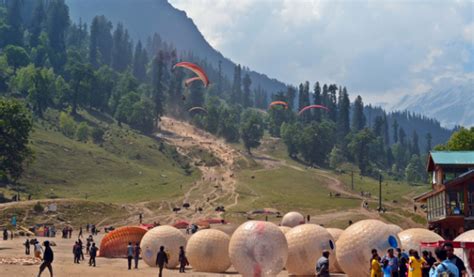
[392,81,474,128]
[66,0,287,95]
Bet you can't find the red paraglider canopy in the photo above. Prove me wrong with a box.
[269,101,288,109]
[174,62,210,87]
[298,104,329,115]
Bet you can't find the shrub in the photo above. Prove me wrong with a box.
[76,122,89,142]
[59,112,76,138]
[33,202,44,213]
[91,127,105,144]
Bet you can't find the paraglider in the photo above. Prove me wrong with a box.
[298,104,329,115]
[188,107,208,114]
[184,76,202,87]
[269,101,289,109]
[173,62,210,87]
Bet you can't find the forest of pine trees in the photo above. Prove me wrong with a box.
[0,0,455,184]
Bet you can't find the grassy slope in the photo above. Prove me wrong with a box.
[14,109,199,203]
[228,133,430,226]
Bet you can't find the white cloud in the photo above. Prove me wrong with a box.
[170,0,474,105]
[464,22,474,43]
[411,48,443,73]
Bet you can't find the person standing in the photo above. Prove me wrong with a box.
[444,242,466,276]
[178,246,188,273]
[139,213,143,224]
[422,251,436,277]
[383,249,399,277]
[73,241,81,264]
[429,247,459,277]
[89,243,98,267]
[127,242,134,270]
[156,246,168,277]
[371,250,382,277]
[78,227,83,239]
[3,228,8,240]
[34,240,43,259]
[68,227,72,239]
[24,239,31,255]
[37,241,53,277]
[408,249,426,277]
[78,239,85,260]
[134,243,141,269]
[315,250,330,277]
[383,260,392,277]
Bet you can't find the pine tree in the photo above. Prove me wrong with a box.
[133,41,148,82]
[242,73,252,108]
[111,22,129,72]
[382,112,390,146]
[298,82,311,122]
[328,84,338,121]
[351,95,366,131]
[412,130,420,156]
[425,132,432,153]
[46,0,70,72]
[6,0,23,46]
[29,0,45,47]
[399,127,406,146]
[313,82,322,122]
[89,15,113,68]
[392,119,399,143]
[337,87,350,139]
[285,86,296,110]
[231,64,242,104]
[151,51,165,121]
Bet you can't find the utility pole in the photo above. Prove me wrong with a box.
[351,171,354,190]
[379,174,382,212]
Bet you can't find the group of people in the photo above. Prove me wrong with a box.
[152,245,188,277]
[370,243,466,277]
[61,226,73,239]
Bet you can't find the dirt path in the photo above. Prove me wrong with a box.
[127,116,244,225]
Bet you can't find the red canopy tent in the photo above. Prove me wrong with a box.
[421,241,474,275]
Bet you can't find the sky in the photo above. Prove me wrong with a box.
[169,0,473,105]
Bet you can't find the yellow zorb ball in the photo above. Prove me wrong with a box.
[336,220,400,277]
[140,225,187,268]
[286,224,335,275]
[186,229,231,273]
[229,221,288,277]
[281,211,305,227]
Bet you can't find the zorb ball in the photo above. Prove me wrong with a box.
[229,221,288,277]
[286,224,335,275]
[336,220,400,277]
[398,228,443,253]
[326,228,344,273]
[140,225,187,268]
[281,212,305,227]
[186,229,231,273]
[454,230,474,271]
[387,224,403,235]
[279,226,291,234]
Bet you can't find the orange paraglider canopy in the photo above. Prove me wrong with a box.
[174,62,210,87]
[298,104,329,115]
[269,101,288,109]
[99,226,148,258]
[184,76,202,87]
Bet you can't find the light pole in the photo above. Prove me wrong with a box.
[378,173,383,212]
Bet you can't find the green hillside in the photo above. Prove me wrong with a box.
[9,109,199,203]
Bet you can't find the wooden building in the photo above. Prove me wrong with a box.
[415,151,474,239]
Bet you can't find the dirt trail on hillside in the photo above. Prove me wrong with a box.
[121,117,243,226]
